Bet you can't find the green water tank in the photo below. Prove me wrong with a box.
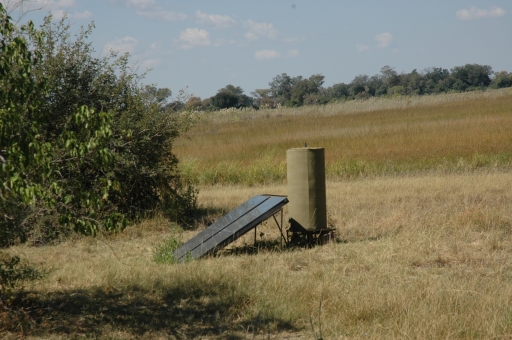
[286,147,327,231]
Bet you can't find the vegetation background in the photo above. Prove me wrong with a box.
[2,3,512,339]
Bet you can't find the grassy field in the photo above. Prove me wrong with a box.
[3,89,512,339]
[177,89,512,185]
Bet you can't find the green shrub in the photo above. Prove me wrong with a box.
[0,7,197,246]
[153,234,184,264]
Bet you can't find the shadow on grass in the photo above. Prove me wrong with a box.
[216,239,286,257]
[187,206,229,231]
[7,279,298,339]
[215,235,348,259]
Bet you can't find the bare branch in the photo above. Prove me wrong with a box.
[4,0,48,24]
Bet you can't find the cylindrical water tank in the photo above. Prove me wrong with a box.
[286,147,327,231]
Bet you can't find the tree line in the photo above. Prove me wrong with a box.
[182,64,512,111]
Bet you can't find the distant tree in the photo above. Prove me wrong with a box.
[402,69,424,95]
[269,73,294,103]
[143,86,173,106]
[490,71,512,89]
[252,89,272,99]
[422,67,450,94]
[449,64,493,90]
[424,67,450,83]
[290,74,325,106]
[184,96,203,111]
[350,74,370,86]
[218,84,244,96]
[211,84,253,109]
[251,89,273,108]
[259,63,508,108]
[200,97,213,110]
[387,85,405,96]
[350,84,366,96]
[210,92,239,109]
[380,65,401,88]
[303,93,329,105]
[326,83,350,99]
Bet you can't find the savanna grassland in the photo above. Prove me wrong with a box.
[4,89,512,339]
[177,89,512,186]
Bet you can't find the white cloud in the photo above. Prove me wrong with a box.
[149,42,161,50]
[111,0,187,21]
[104,36,138,54]
[52,9,92,20]
[283,37,301,44]
[123,0,156,11]
[196,10,237,28]
[68,10,93,20]
[287,49,299,58]
[357,44,370,52]
[137,10,187,21]
[244,20,278,40]
[180,28,211,49]
[254,50,281,60]
[29,0,93,20]
[140,58,161,69]
[31,0,77,8]
[52,9,68,20]
[244,32,259,41]
[212,38,236,47]
[375,32,393,48]
[456,6,506,21]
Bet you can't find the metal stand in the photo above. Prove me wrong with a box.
[254,208,288,247]
[287,219,336,247]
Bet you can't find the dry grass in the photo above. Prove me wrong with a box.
[4,171,512,338]
[176,89,512,185]
[4,89,512,338]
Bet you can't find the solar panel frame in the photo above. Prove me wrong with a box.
[173,195,288,263]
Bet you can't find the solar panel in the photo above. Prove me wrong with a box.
[173,195,288,263]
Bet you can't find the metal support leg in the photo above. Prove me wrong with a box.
[273,209,288,247]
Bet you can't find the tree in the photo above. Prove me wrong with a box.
[423,67,450,94]
[490,71,512,89]
[218,84,244,96]
[350,84,366,96]
[269,73,294,103]
[210,91,239,109]
[210,84,253,109]
[1,6,123,244]
[184,96,203,111]
[289,74,325,106]
[268,73,325,106]
[251,89,273,108]
[327,83,350,99]
[380,65,401,88]
[402,69,424,95]
[1,8,197,246]
[449,64,493,90]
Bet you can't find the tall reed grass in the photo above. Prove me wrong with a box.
[176,89,512,186]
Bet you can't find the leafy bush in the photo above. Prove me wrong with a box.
[0,255,42,293]
[0,253,44,334]
[153,233,184,264]
[0,6,197,246]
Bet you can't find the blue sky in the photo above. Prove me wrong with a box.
[9,0,512,100]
